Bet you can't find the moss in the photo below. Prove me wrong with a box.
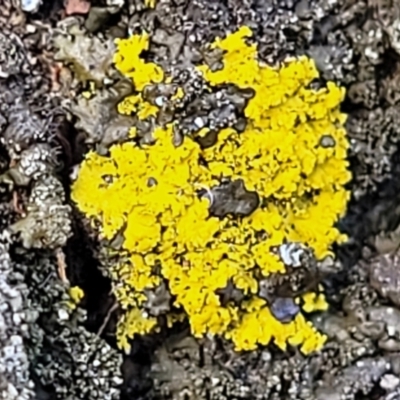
[72,27,351,354]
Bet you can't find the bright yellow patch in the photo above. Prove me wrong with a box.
[113,33,163,91]
[116,308,157,354]
[144,0,156,8]
[301,291,329,313]
[66,286,84,311]
[72,26,351,354]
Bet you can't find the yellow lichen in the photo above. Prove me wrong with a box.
[66,286,84,310]
[144,0,156,8]
[116,308,157,354]
[69,286,84,302]
[72,27,351,354]
[117,94,159,119]
[301,291,329,313]
[113,33,163,91]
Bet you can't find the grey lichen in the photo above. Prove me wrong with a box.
[53,18,118,88]
[0,224,35,400]
[1,107,49,160]
[1,143,57,186]
[0,12,123,400]
[8,173,72,249]
[27,256,123,400]
[66,79,134,150]
[315,358,390,400]
[0,30,30,79]
[368,250,400,307]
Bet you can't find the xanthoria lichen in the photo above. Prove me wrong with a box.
[72,26,351,354]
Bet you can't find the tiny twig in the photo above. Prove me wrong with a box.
[38,272,53,289]
[12,191,24,215]
[97,301,118,336]
[55,248,69,284]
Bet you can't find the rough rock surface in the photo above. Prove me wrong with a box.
[0,224,34,400]
[0,1,123,399]
[3,0,400,399]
